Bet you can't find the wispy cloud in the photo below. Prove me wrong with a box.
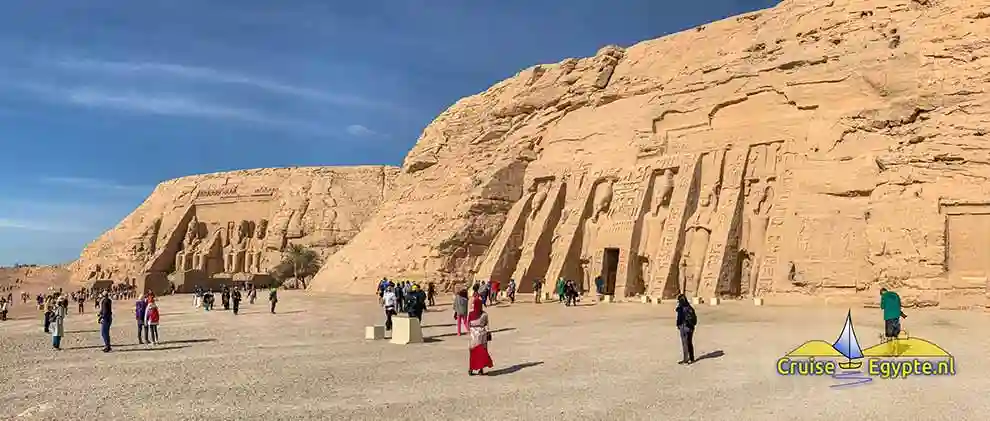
[12,83,339,136]
[39,176,150,193]
[55,58,409,114]
[346,124,383,138]
[0,217,87,233]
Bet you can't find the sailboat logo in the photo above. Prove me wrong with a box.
[832,311,864,369]
[776,310,956,388]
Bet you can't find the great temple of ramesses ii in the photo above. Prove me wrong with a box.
[474,138,794,302]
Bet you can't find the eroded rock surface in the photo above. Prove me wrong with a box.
[312,0,990,309]
[70,166,398,292]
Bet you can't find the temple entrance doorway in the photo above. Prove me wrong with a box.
[602,248,620,295]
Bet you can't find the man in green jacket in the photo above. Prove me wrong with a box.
[879,288,906,340]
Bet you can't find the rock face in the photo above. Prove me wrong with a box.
[311,0,990,309]
[70,166,398,293]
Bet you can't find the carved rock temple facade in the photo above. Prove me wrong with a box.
[69,166,397,293]
[310,0,990,309]
[474,141,792,301]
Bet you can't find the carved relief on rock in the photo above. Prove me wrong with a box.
[223,220,250,273]
[130,218,162,256]
[245,219,268,274]
[681,187,716,295]
[286,198,310,239]
[639,168,675,259]
[740,180,774,296]
[581,178,616,261]
[174,215,202,272]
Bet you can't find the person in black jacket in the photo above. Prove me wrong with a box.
[675,294,696,365]
[98,292,113,353]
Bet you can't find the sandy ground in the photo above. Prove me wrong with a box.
[1,291,988,420]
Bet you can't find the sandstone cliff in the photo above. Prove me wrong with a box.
[311,0,990,309]
[70,166,398,292]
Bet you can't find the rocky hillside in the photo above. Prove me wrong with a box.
[311,0,990,310]
[69,166,398,291]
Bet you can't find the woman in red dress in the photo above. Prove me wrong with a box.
[468,301,493,375]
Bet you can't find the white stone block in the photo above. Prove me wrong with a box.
[640,295,650,304]
[365,325,385,340]
[653,297,663,305]
[389,316,423,345]
[604,295,614,303]
[709,297,720,306]
[753,297,764,306]
[691,296,703,305]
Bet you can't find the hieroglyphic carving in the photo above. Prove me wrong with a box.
[742,181,774,295]
[681,147,729,296]
[193,185,276,204]
[699,141,785,297]
[649,155,699,297]
[756,146,796,295]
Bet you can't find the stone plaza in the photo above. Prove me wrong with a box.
[2,292,987,420]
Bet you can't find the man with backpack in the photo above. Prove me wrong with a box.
[675,294,697,365]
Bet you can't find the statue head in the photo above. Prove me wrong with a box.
[699,189,712,207]
[237,220,250,241]
[256,219,268,239]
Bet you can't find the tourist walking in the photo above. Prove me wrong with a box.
[879,287,906,340]
[383,285,397,331]
[269,287,278,314]
[51,296,67,350]
[407,284,427,322]
[135,294,149,344]
[144,297,160,345]
[675,294,697,364]
[43,294,56,333]
[232,288,242,315]
[221,287,231,311]
[98,292,113,352]
[532,278,543,303]
[565,280,578,306]
[0,297,8,321]
[506,279,516,304]
[427,282,437,307]
[77,293,85,314]
[248,287,257,305]
[490,280,500,305]
[479,281,490,308]
[453,289,469,335]
[468,302,493,376]
[595,275,605,297]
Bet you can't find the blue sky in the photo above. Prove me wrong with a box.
[0,0,777,266]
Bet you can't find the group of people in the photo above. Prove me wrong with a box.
[378,279,431,330]
[192,285,276,314]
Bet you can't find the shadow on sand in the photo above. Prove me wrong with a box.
[66,329,100,334]
[117,345,190,352]
[422,323,456,328]
[487,361,544,376]
[429,327,516,339]
[694,350,725,362]
[163,338,217,345]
